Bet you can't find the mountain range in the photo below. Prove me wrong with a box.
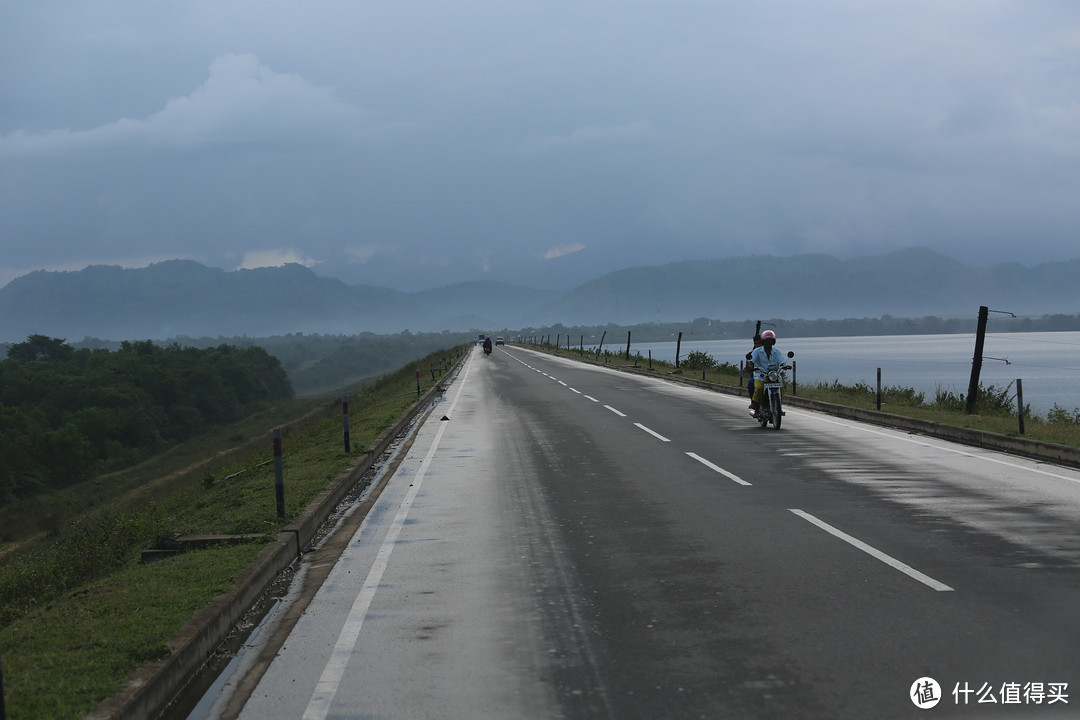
[1,248,1078,343]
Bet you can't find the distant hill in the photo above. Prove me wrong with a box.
[544,248,1080,324]
[1,248,1078,342]
[0,261,517,341]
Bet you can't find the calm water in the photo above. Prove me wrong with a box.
[632,332,1080,417]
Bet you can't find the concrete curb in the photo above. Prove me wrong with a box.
[87,356,466,720]
[538,348,1080,470]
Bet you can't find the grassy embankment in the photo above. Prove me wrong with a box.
[0,347,464,720]
[537,344,1080,448]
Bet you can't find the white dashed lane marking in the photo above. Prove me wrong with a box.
[686,452,752,486]
[789,509,954,592]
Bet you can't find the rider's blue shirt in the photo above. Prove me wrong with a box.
[750,345,785,379]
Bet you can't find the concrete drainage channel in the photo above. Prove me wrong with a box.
[86,355,466,720]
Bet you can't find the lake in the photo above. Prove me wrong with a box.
[630,332,1080,417]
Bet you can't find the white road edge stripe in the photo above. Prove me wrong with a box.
[635,423,670,442]
[685,452,751,485]
[302,356,474,719]
[789,410,1080,486]
[789,509,954,592]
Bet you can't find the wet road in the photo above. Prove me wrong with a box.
[226,345,1080,719]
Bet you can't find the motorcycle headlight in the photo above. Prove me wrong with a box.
[766,370,780,382]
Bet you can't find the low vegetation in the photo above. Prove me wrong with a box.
[0,346,464,720]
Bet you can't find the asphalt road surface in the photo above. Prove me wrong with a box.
[217,345,1080,719]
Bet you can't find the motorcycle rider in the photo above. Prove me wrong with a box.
[745,333,762,409]
[749,330,784,417]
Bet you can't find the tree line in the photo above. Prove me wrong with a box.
[0,335,293,505]
[522,312,1080,345]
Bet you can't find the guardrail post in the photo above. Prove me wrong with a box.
[625,331,632,360]
[1017,378,1025,435]
[877,368,882,411]
[416,369,421,397]
[342,396,351,454]
[792,360,797,395]
[675,332,683,369]
[273,429,285,519]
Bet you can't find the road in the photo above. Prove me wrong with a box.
[216,344,1080,719]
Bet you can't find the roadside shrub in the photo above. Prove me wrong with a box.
[682,351,718,371]
[881,386,926,406]
[933,382,1019,416]
[1046,404,1080,425]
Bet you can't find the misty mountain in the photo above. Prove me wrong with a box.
[546,248,1080,324]
[0,261,553,342]
[1,248,1078,343]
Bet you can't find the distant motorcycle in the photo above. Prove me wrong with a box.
[755,352,794,430]
[483,337,493,355]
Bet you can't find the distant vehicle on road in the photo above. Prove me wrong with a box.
[495,337,505,346]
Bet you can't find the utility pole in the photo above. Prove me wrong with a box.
[966,306,989,414]
[965,305,1015,414]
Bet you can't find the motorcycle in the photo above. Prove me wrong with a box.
[754,352,794,430]
[483,337,493,355]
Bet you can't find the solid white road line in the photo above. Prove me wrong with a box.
[302,357,474,720]
[789,509,954,592]
[635,423,671,442]
[792,411,1080,486]
[685,452,752,485]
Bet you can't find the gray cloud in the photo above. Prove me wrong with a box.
[0,54,370,157]
[2,0,1079,293]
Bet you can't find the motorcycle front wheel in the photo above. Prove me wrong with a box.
[770,392,782,430]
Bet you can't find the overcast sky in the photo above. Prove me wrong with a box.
[2,1,1078,291]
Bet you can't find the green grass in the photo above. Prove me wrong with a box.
[0,346,465,720]
[2,544,260,720]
